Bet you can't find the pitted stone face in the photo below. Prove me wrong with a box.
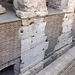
[47,0,75,12]
[14,0,48,18]
[0,5,6,14]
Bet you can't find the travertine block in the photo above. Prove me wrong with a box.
[21,51,44,72]
[31,35,47,48]
[21,41,48,71]
[19,20,46,39]
[19,26,33,39]
[62,13,74,33]
[21,37,31,52]
[14,0,47,18]
[20,15,48,73]
[21,42,48,60]
[54,36,72,51]
[20,55,44,73]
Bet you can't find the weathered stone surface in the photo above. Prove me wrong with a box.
[36,46,75,75]
[47,0,75,12]
[20,17,49,74]
[54,12,74,51]
[20,42,46,73]
[0,21,21,66]
[58,59,75,75]
[14,0,47,18]
[45,13,64,41]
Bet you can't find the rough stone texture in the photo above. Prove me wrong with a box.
[62,61,75,75]
[58,59,75,75]
[0,0,75,75]
[36,46,75,75]
[45,14,64,41]
[17,1,48,74]
[20,18,49,74]
[0,3,21,75]
[19,0,75,74]
[0,21,21,66]
[47,0,75,12]
[54,12,74,51]
[20,61,44,75]
[45,13,64,56]
[14,0,48,18]
[44,44,72,67]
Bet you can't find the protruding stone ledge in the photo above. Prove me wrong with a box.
[36,46,75,75]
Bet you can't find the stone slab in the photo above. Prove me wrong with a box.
[0,2,20,24]
[36,46,75,75]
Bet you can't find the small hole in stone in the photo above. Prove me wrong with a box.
[20,30,23,33]
[28,18,31,20]
[72,40,75,42]
[46,39,48,42]
[32,35,35,37]
[21,24,23,26]
[36,31,37,33]
[20,60,22,63]
[31,41,33,42]
[30,22,34,25]
[43,48,44,50]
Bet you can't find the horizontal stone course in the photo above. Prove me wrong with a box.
[36,46,75,75]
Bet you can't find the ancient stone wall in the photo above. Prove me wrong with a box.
[18,0,75,74]
[0,21,21,66]
[47,0,75,12]
[16,0,49,74]
[0,0,75,75]
[14,0,47,18]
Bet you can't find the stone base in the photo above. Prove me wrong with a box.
[58,59,75,75]
[36,46,75,75]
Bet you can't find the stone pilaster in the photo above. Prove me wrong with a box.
[14,0,48,18]
[54,0,75,51]
[16,0,49,74]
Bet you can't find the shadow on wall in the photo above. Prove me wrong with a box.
[71,16,75,47]
[44,13,64,58]
[0,0,13,4]
[0,65,14,75]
